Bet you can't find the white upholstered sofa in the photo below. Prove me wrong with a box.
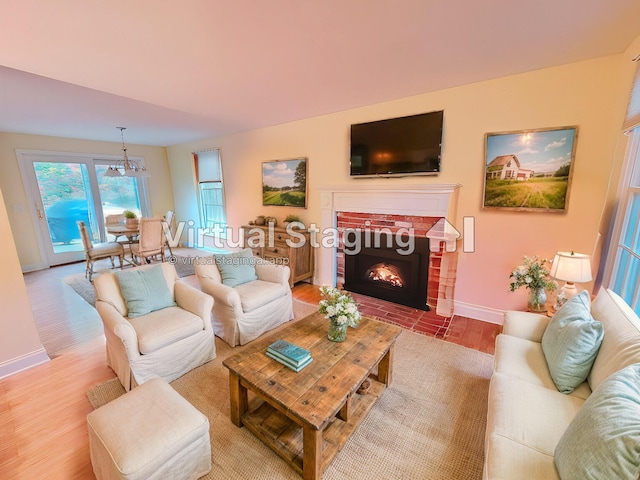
[484,287,640,479]
[194,249,294,347]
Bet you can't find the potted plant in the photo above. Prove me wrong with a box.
[123,210,138,227]
[284,214,303,229]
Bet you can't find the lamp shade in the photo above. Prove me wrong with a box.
[550,251,592,283]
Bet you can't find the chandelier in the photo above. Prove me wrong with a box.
[104,127,150,177]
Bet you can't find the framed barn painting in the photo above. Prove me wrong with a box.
[482,126,578,212]
[262,157,307,207]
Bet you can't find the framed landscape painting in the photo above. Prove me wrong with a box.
[262,157,307,207]
[482,126,578,212]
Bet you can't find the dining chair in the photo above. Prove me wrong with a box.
[162,210,175,256]
[76,221,125,281]
[130,217,165,265]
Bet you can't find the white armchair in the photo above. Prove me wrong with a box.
[93,263,215,391]
[194,254,294,347]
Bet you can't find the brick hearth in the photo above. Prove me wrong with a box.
[351,292,452,337]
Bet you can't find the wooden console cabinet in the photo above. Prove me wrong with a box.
[241,225,314,287]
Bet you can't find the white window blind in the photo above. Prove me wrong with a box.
[196,149,222,182]
[194,149,226,232]
[623,57,640,133]
[607,130,640,315]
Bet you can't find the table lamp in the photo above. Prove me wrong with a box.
[550,251,592,306]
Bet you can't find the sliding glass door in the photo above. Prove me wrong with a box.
[17,150,149,267]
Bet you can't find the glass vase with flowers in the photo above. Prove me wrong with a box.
[509,255,557,313]
[318,286,361,342]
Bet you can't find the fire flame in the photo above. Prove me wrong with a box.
[366,263,404,287]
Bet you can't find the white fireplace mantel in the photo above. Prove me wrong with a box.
[316,183,461,286]
[319,183,460,218]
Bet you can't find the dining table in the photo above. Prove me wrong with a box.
[106,224,139,244]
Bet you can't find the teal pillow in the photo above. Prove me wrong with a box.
[115,265,176,318]
[555,363,640,479]
[215,249,258,287]
[541,290,603,393]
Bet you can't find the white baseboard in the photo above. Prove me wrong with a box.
[0,347,50,380]
[21,262,48,273]
[454,301,504,325]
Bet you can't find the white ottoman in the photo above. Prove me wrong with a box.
[87,377,211,480]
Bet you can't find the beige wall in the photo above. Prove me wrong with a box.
[168,52,634,318]
[0,133,174,269]
[0,187,47,374]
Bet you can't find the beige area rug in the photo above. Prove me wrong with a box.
[87,325,493,479]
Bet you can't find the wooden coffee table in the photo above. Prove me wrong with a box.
[223,312,402,480]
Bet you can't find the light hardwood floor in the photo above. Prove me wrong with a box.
[1,262,500,479]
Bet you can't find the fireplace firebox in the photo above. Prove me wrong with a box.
[343,231,430,311]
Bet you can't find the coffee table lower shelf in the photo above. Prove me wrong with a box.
[241,377,386,476]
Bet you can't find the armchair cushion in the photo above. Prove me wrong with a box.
[127,306,205,354]
[235,279,290,313]
[215,249,258,287]
[115,265,176,318]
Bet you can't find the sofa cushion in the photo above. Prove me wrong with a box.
[588,288,640,391]
[493,334,591,399]
[215,249,258,287]
[484,434,560,480]
[486,373,585,458]
[235,279,288,313]
[555,363,640,480]
[128,306,204,354]
[115,265,176,318]
[541,290,603,394]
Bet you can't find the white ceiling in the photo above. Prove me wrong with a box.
[1,0,639,147]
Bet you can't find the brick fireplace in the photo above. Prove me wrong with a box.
[318,184,461,318]
[336,212,441,310]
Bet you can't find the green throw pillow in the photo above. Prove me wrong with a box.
[541,290,603,393]
[115,265,176,318]
[215,249,258,287]
[555,363,640,479]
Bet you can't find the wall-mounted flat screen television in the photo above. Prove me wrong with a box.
[350,110,443,177]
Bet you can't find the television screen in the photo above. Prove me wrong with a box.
[350,110,443,177]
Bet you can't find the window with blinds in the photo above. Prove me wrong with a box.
[608,131,640,315]
[606,56,640,314]
[194,149,227,234]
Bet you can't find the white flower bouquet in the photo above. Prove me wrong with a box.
[318,286,361,328]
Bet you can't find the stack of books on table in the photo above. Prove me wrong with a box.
[266,339,313,372]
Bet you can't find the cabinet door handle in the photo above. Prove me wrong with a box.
[273,248,279,253]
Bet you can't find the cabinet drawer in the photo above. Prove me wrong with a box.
[273,232,289,244]
[263,245,289,257]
